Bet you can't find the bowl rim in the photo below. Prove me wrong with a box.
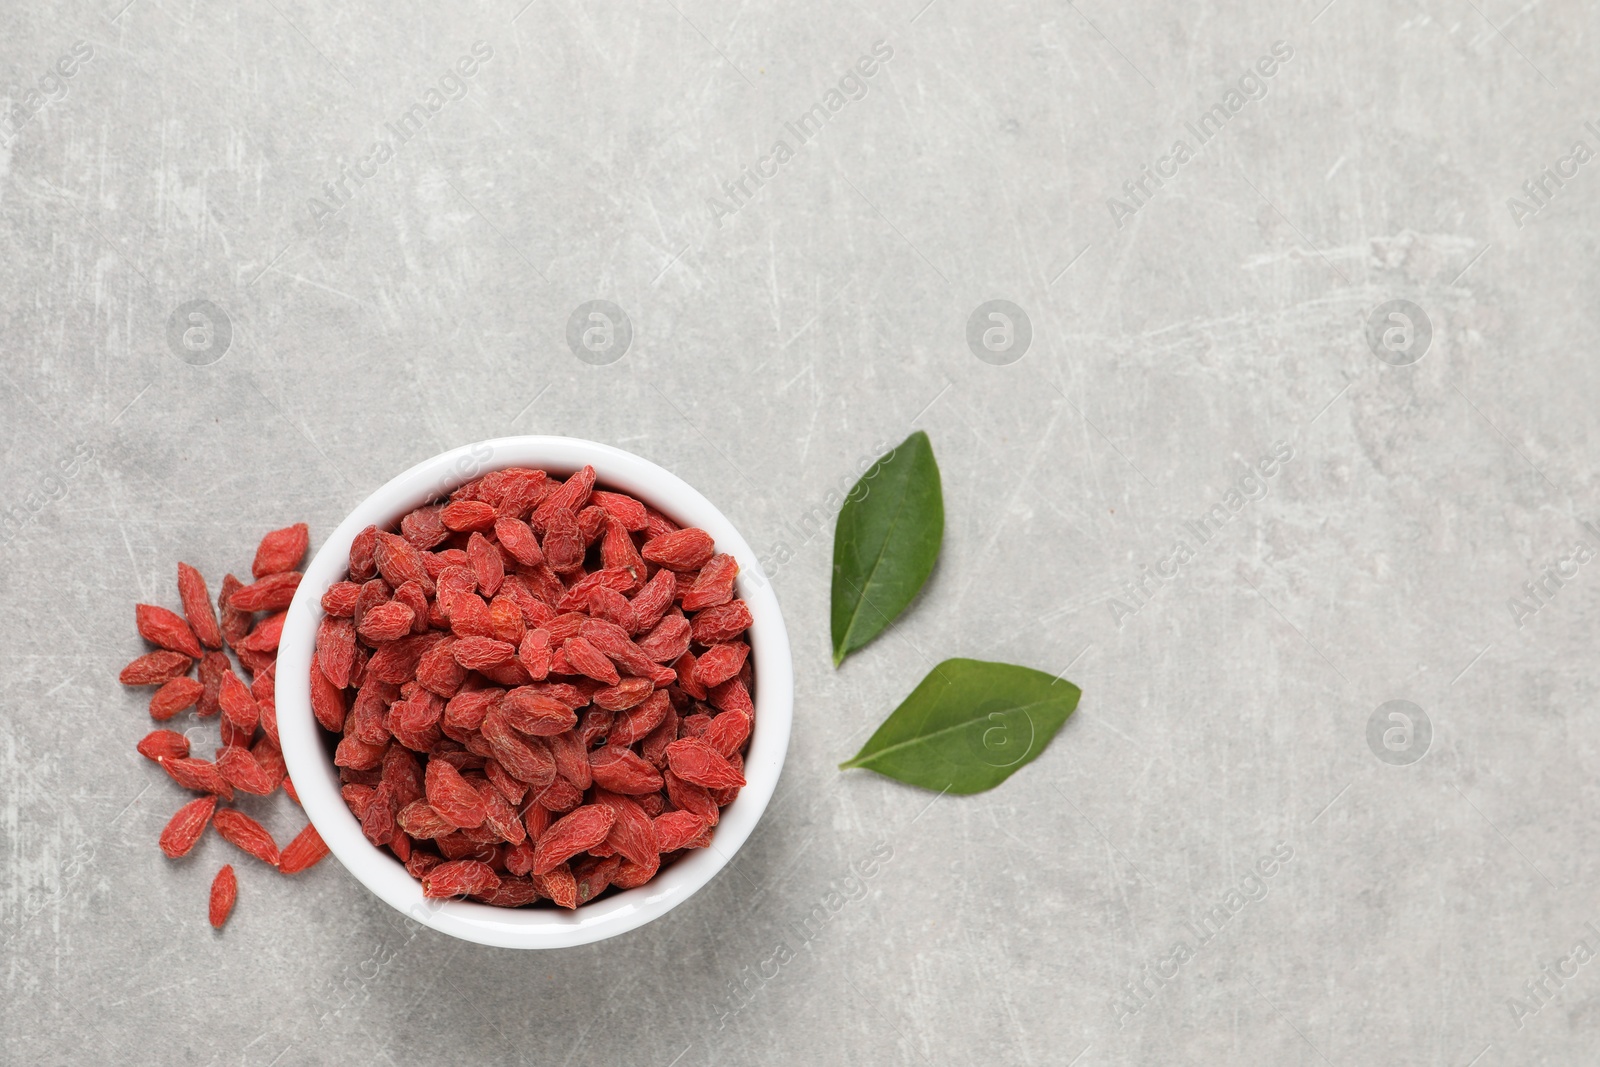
[275,436,793,949]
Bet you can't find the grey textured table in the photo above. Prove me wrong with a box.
[3,1,1597,1064]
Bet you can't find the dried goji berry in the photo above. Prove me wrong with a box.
[228,571,301,613]
[160,756,235,800]
[422,859,499,899]
[159,796,216,858]
[589,745,664,795]
[217,746,277,795]
[213,809,280,865]
[695,642,749,689]
[138,729,190,762]
[681,553,738,611]
[654,810,710,852]
[209,865,237,928]
[641,527,714,571]
[691,599,753,645]
[177,563,224,650]
[120,650,193,686]
[136,603,204,659]
[531,804,615,875]
[149,676,204,720]
[277,824,329,874]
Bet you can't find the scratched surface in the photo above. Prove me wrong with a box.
[2,1,1598,1064]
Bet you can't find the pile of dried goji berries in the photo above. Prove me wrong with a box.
[312,464,755,908]
[120,523,330,929]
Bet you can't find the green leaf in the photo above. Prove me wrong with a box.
[830,430,944,666]
[839,659,1080,794]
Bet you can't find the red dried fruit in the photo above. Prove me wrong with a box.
[592,490,649,531]
[159,796,216,857]
[334,735,387,770]
[541,509,585,573]
[593,677,654,712]
[422,859,500,899]
[349,525,379,580]
[218,670,260,734]
[708,677,755,718]
[481,714,557,789]
[587,585,638,632]
[600,517,647,590]
[415,639,467,697]
[489,595,526,645]
[296,470,757,907]
[177,563,224,650]
[499,688,578,736]
[425,760,488,829]
[629,569,677,633]
[402,505,449,550]
[612,853,661,889]
[494,517,545,567]
[217,746,277,795]
[531,804,615,875]
[654,810,710,852]
[120,650,193,686]
[138,729,191,762]
[217,573,252,649]
[252,523,309,577]
[367,632,442,683]
[136,603,204,659]
[449,593,495,639]
[638,615,692,664]
[278,824,330,874]
[229,571,302,613]
[665,770,719,826]
[517,628,552,681]
[197,651,229,717]
[442,499,498,532]
[373,532,434,593]
[641,527,714,571]
[681,553,739,611]
[593,790,657,868]
[691,599,753,645]
[209,865,237,928]
[357,600,415,643]
[148,676,203,721]
[321,581,361,616]
[477,781,527,845]
[452,636,516,670]
[392,581,431,634]
[640,706,680,768]
[309,658,347,732]
[561,636,620,685]
[545,731,592,791]
[695,642,749,689]
[574,855,622,903]
[533,864,579,909]
[467,531,505,597]
[475,876,536,907]
[240,610,286,652]
[704,710,752,759]
[609,691,670,747]
[589,745,665,795]
[665,738,747,790]
[213,809,281,865]
[160,757,234,800]
[534,773,584,813]
[316,616,356,688]
[397,800,454,839]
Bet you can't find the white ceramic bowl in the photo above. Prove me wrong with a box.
[276,437,793,949]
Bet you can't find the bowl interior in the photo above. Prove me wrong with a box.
[275,437,792,948]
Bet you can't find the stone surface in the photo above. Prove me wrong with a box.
[2,1,1597,1064]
